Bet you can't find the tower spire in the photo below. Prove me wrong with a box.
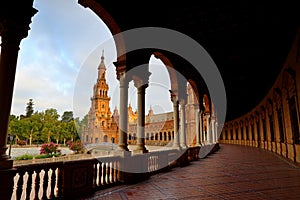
[98,49,106,79]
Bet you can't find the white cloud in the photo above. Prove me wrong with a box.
[12,0,112,118]
[11,0,174,119]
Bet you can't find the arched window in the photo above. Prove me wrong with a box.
[103,135,108,142]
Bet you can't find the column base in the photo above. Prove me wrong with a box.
[132,148,148,155]
[173,143,180,149]
[172,145,181,150]
[117,144,129,152]
[180,144,188,149]
[113,149,131,157]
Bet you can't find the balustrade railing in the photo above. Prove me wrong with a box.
[12,162,63,200]
[10,145,211,199]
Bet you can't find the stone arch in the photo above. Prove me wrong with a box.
[267,99,275,142]
[282,68,300,144]
[78,0,126,62]
[152,52,179,97]
[203,94,211,114]
[187,79,202,107]
[273,88,285,143]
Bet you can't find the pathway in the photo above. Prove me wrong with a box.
[81,144,300,199]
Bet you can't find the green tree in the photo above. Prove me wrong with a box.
[19,112,41,145]
[67,119,78,142]
[42,108,60,142]
[61,111,74,122]
[25,99,34,118]
[8,115,19,144]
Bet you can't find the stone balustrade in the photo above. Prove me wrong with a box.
[9,145,220,199]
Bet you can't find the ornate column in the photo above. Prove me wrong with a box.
[179,99,187,148]
[0,2,37,199]
[211,117,216,144]
[171,93,180,148]
[133,79,148,153]
[199,110,204,145]
[206,115,211,144]
[195,105,201,146]
[116,71,129,151]
[215,121,219,143]
[0,1,37,169]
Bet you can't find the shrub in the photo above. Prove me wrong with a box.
[15,154,33,160]
[40,142,59,155]
[35,154,59,159]
[68,141,83,154]
[17,140,27,146]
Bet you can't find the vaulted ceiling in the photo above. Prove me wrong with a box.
[82,0,300,120]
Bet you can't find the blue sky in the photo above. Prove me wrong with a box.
[11,0,173,119]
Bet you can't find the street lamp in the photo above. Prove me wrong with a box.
[111,137,115,150]
[8,134,15,158]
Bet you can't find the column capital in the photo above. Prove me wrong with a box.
[114,60,127,80]
[0,1,37,43]
[119,72,130,89]
[133,77,148,90]
[169,89,178,102]
[131,68,151,86]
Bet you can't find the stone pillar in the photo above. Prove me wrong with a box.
[195,106,201,146]
[211,118,216,144]
[0,1,37,169]
[134,80,148,153]
[199,111,204,145]
[215,121,219,143]
[206,115,211,144]
[0,2,37,199]
[117,73,129,151]
[179,99,187,148]
[172,95,180,148]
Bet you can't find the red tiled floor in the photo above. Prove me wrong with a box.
[80,144,300,200]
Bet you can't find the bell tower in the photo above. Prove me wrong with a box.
[87,50,113,143]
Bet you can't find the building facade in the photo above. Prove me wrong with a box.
[82,51,215,147]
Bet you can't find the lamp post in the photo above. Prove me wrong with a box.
[111,137,115,150]
[8,134,15,158]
